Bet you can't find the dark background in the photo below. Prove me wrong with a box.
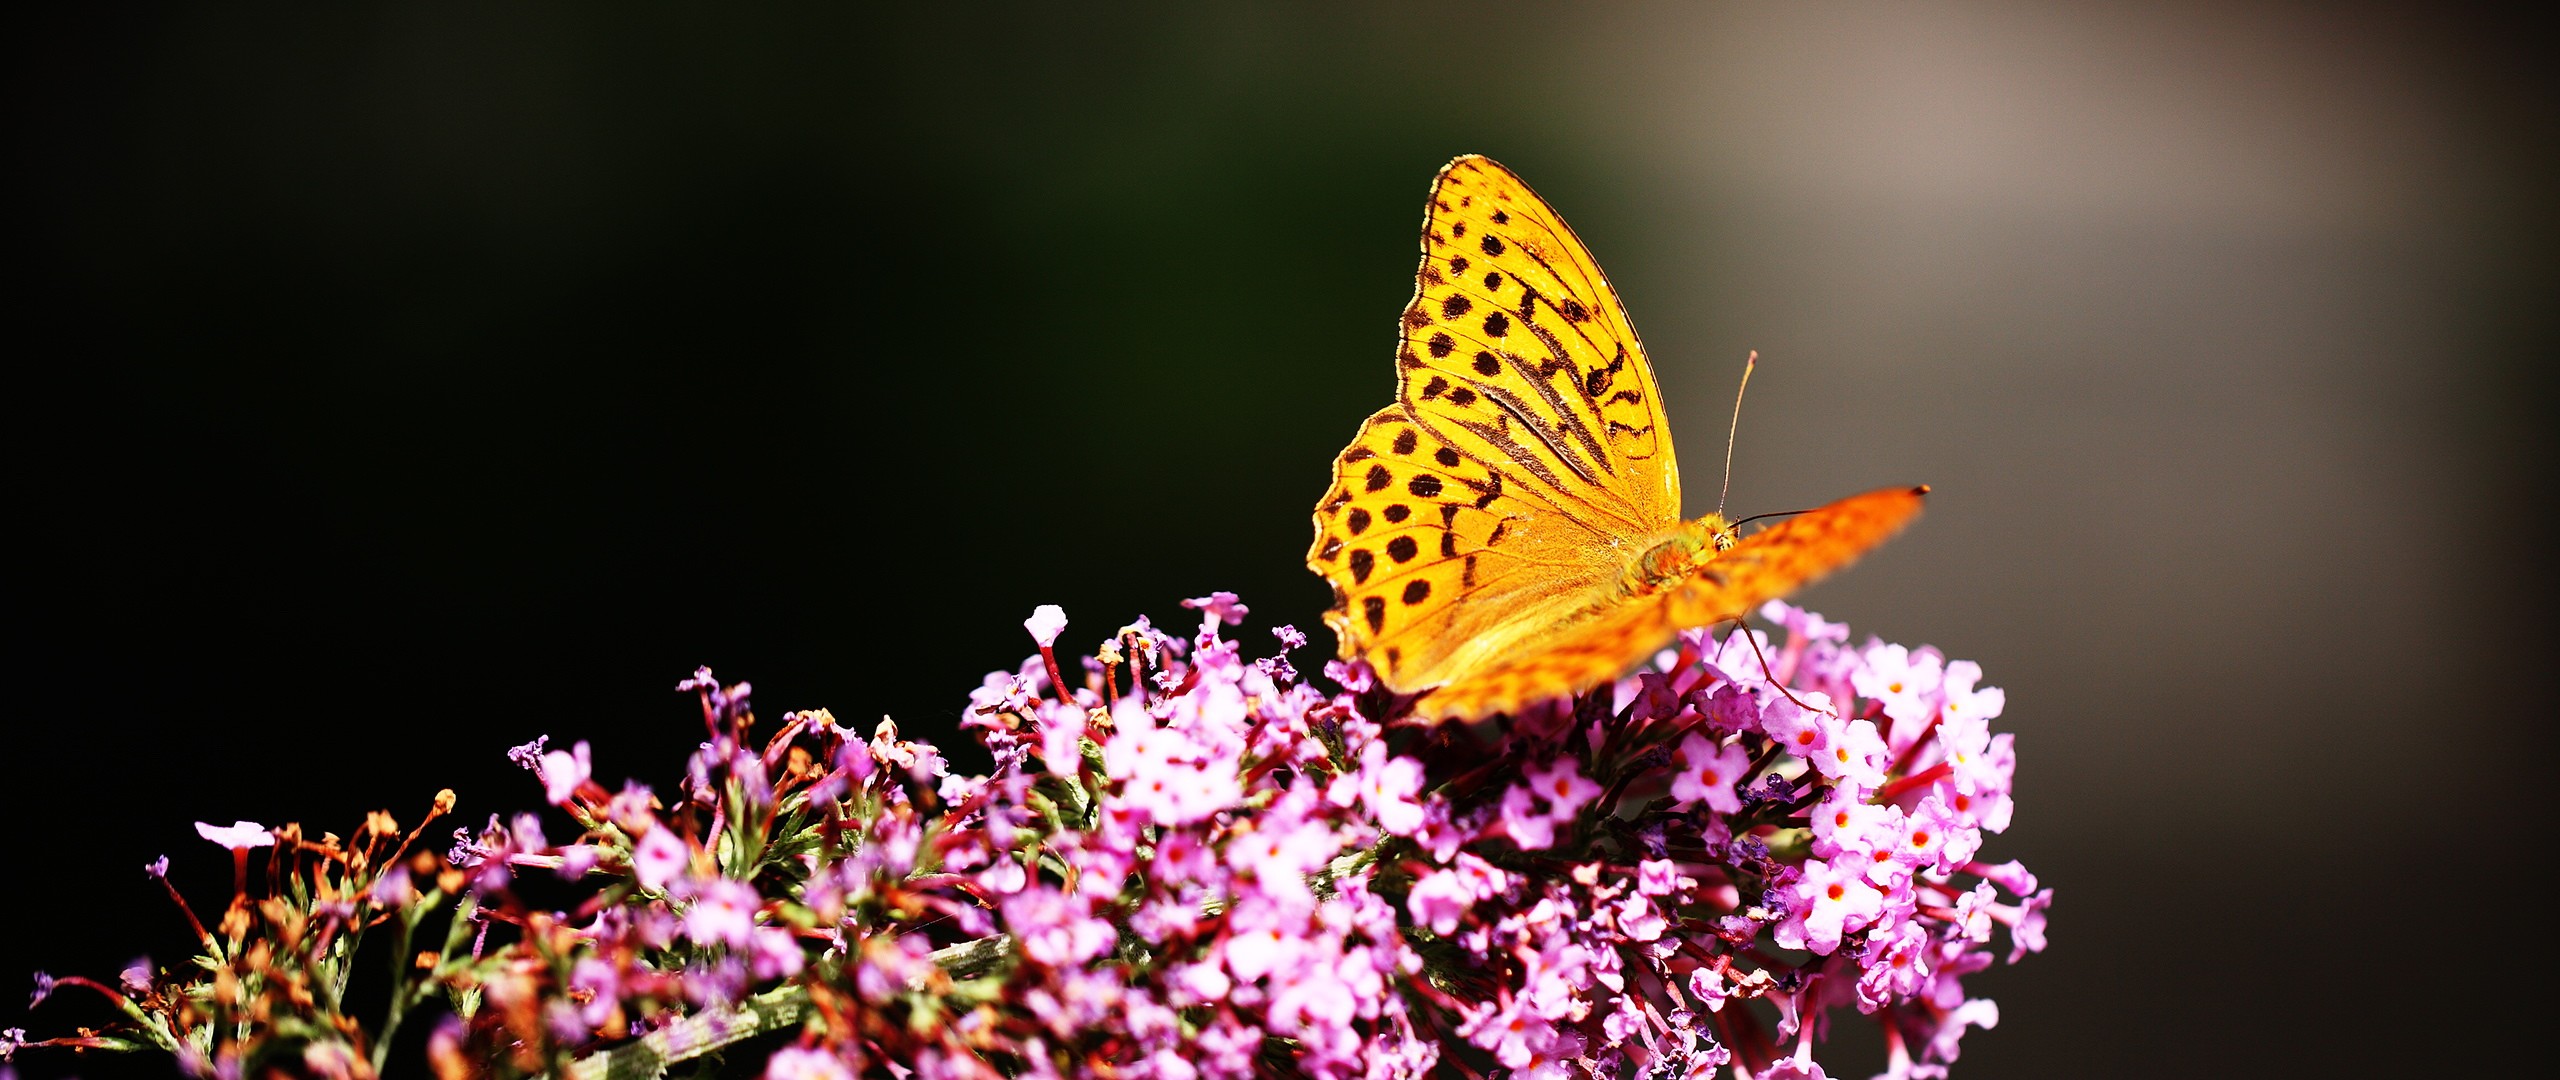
[6,4,2552,1077]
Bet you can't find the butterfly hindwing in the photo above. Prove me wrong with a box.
[1311,406,1626,691]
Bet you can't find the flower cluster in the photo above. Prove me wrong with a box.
[4,594,2046,1079]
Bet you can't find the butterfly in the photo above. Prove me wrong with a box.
[1306,155,1927,722]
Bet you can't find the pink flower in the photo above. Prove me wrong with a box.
[1856,921,1932,1012]
[1024,604,1070,648]
[1925,998,2001,1065]
[1497,785,1557,850]
[680,878,762,948]
[1761,693,1838,759]
[1966,859,2039,896]
[1669,733,1750,813]
[1853,641,1943,739]
[765,1046,855,1080]
[1636,858,1682,897]
[1406,854,1508,935]
[1035,700,1087,778]
[2004,889,2055,963]
[538,741,592,805]
[632,825,689,891]
[1344,742,1426,836]
[1687,966,1730,1012]
[1810,718,1888,793]
[1781,858,1883,954]
[1613,893,1667,942]
[1934,658,2004,726]
[1761,600,1849,643]
[1003,886,1117,968]
[1523,758,1603,821]
[194,820,274,851]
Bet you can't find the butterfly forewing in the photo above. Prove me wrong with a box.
[1665,486,1930,629]
[1415,486,1928,721]
[1395,156,1681,534]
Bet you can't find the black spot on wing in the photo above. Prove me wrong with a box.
[1384,503,1411,524]
[1408,474,1444,498]
[1442,295,1473,319]
[1350,549,1375,584]
[1364,465,1392,492]
[1363,596,1387,633]
[1427,332,1456,358]
[1480,234,1506,256]
[1434,447,1461,468]
[1347,508,1372,535]
[1392,429,1418,456]
[1402,579,1432,605]
[1387,536,1418,563]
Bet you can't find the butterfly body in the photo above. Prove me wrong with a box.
[1309,156,1925,721]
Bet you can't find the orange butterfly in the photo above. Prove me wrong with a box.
[1307,155,1926,722]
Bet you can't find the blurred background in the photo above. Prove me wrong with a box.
[6,3,2551,1076]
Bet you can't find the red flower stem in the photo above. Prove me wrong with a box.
[1038,643,1075,708]
[1875,762,1952,804]
[1888,713,1942,775]
[157,873,215,948]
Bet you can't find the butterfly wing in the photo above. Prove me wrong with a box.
[1667,486,1931,629]
[1312,155,1681,695]
[1311,404,1630,693]
[1415,485,1928,721]
[1396,155,1682,533]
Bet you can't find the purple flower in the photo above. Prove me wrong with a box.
[118,957,152,996]
[370,866,418,907]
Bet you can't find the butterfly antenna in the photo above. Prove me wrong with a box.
[1717,351,1757,519]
